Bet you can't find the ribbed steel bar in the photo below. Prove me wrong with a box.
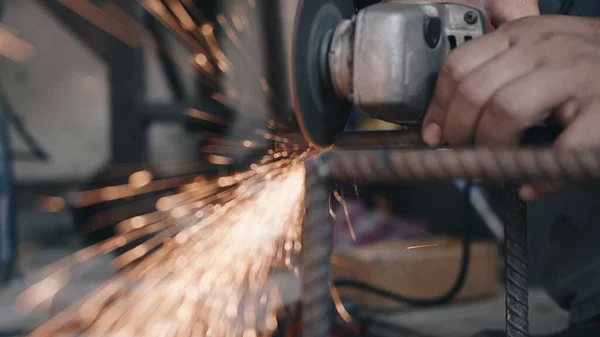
[504,183,529,337]
[328,148,600,182]
[301,160,333,337]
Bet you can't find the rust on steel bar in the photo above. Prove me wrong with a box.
[301,158,333,337]
[327,148,600,182]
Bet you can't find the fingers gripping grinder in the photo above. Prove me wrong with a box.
[292,0,486,148]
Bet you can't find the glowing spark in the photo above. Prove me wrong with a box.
[0,26,35,63]
[329,284,353,323]
[166,0,195,31]
[218,60,230,72]
[195,53,208,65]
[76,175,193,207]
[41,196,65,213]
[259,78,271,94]
[231,11,245,32]
[23,158,310,337]
[200,23,232,72]
[130,216,146,229]
[333,189,357,241]
[186,108,229,125]
[329,192,337,219]
[407,244,439,250]
[207,154,234,166]
[201,23,213,35]
[128,170,153,188]
[55,0,143,47]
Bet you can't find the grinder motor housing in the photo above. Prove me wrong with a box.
[292,0,486,149]
[326,2,487,125]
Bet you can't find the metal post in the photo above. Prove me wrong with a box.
[109,1,147,164]
[259,0,294,128]
[0,0,16,285]
[301,159,333,337]
[0,92,16,284]
[504,183,529,337]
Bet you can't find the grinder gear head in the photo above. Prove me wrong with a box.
[292,0,486,149]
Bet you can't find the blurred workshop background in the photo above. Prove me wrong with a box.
[0,1,582,337]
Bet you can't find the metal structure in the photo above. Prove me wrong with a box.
[0,0,17,285]
[292,2,593,336]
[1,0,590,336]
[39,0,231,166]
[0,88,16,285]
[293,1,486,149]
[300,147,600,337]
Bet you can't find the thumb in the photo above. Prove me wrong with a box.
[488,0,540,26]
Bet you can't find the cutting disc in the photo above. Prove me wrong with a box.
[292,0,354,149]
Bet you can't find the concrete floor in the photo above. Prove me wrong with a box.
[0,205,569,337]
[364,289,568,337]
[0,245,569,337]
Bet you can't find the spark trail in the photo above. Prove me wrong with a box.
[13,1,316,336]
[20,152,311,337]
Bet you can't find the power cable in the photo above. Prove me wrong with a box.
[332,184,474,307]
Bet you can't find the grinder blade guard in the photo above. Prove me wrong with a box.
[292,0,355,149]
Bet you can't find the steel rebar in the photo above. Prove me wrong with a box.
[327,148,600,182]
[504,183,529,337]
[301,160,333,337]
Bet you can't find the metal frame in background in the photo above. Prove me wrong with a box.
[41,0,271,168]
[0,94,16,285]
[39,0,150,165]
[40,0,223,166]
[0,0,18,285]
[301,148,600,337]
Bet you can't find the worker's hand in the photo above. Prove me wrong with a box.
[389,0,539,26]
[422,15,600,200]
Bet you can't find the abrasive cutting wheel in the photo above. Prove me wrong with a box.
[292,0,355,149]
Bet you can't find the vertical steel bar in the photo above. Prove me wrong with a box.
[504,182,529,337]
[301,160,332,337]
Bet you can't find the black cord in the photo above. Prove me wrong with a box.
[333,184,474,307]
[558,0,575,14]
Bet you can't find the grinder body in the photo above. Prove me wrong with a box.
[292,1,487,148]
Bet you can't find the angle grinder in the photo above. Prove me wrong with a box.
[292,0,486,149]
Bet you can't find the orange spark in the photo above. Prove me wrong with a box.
[333,189,357,242]
[41,196,66,213]
[407,244,439,250]
[128,170,153,189]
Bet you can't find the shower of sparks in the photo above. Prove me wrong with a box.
[14,1,329,336]
[21,152,311,337]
